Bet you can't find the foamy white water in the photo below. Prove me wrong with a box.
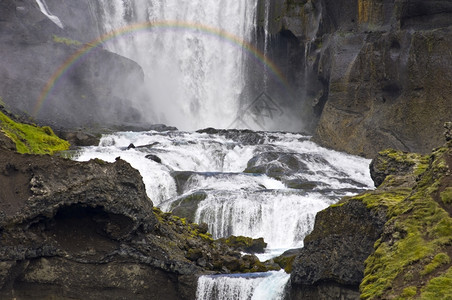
[196,271,289,300]
[77,131,372,247]
[76,129,372,299]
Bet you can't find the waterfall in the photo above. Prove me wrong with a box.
[35,0,64,29]
[95,0,258,130]
[196,271,289,300]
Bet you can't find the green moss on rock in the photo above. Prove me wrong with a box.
[0,111,70,154]
[52,35,82,46]
[440,187,452,204]
[360,145,452,299]
[217,236,267,254]
[421,266,452,299]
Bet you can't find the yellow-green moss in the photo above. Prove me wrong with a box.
[440,187,452,204]
[400,286,417,298]
[420,266,452,299]
[421,253,450,276]
[360,146,452,299]
[52,35,82,46]
[353,188,411,210]
[273,255,296,273]
[0,111,70,154]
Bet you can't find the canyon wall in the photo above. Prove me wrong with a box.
[260,0,452,157]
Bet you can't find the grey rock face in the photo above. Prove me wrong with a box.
[287,199,387,299]
[0,0,148,131]
[260,0,452,157]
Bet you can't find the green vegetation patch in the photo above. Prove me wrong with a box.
[421,253,451,276]
[0,111,70,154]
[360,146,452,299]
[52,35,82,46]
[353,188,411,210]
[440,187,452,204]
[421,266,452,299]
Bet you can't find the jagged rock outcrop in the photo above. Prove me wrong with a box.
[259,0,452,157]
[0,145,276,299]
[0,0,149,130]
[287,198,388,299]
[287,127,452,299]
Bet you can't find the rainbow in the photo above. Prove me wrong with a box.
[33,20,289,117]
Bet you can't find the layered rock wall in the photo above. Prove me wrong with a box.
[260,0,452,157]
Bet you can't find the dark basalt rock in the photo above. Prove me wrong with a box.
[216,236,267,254]
[259,0,452,158]
[171,171,197,194]
[197,128,268,145]
[145,154,162,164]
[169,191,208,222]
[369,149,428,187]
[56,130,101,147]
[287,199,388,300]
[244,152,312,179]
[445,122,452,142]
[286,140,449,299]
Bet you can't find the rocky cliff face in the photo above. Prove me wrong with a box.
[260,0,452,157]
[0,0,149,130]
[287,127,452,299]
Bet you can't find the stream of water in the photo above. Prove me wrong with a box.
[75,129,373,299]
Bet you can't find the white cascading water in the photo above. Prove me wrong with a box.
[76,130,373,299]
[196,271,289,300]
[95,0,257,130]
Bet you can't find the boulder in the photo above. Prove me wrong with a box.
[287,198,388,299]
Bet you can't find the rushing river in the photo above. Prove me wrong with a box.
[75,129,373,299]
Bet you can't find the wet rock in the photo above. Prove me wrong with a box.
[169,191,207,222]
[112,123,178,132]
[197,128,268,145]
[145,154,162,164]
[171,171,197,194]
[260,0,452,157]
[57,130,101,147]
[216,236,267,254]
[272,248,301,273]
[283,179,319,190]
[244,152,315,179]
[0,0,149,131]
[287,199,388,300]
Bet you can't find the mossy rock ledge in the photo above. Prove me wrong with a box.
[287,138,452,299]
